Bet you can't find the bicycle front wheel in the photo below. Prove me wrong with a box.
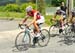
[15,31,31,51]
[38,29,50,47]
[49,25,59,37]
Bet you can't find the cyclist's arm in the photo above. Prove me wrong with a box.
[20,15,29,24]
[69,11,74,23]
[60,14,63,20]
[27,12,37,27]
[54,14,57,18]
[53,13,57,21]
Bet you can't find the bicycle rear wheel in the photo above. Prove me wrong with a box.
[64,25,74,40]
[15,31,31,51]
[38,29,50,47]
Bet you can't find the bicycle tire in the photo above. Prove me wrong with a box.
[64,25,74,39]
[38,29,50,47]
[49,25,59,37]
[15,31,31,51]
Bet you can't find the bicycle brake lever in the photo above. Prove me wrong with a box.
[18,24,24,29]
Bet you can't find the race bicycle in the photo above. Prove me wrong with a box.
[49,18,75,41]
[15,24,50,51]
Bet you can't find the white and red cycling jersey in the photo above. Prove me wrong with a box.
[27,10,45,24]
[27,10,41,20]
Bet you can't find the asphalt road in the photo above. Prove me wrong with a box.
[0,20,19,31]
[0,20,47,31]
[0,20,75,53]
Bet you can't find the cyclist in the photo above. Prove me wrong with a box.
[53,7,66,33]
[60,2,67,13]
[70,8,75,32]
[20,6,45,47]
[70,8,75,23]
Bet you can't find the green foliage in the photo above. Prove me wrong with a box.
[31,0,36,3]
[74,0,75,7]
[45,0,66,7]
[51,0,66,6]
[44,15,53,25]
[4,4,20,12]
[16,0,20,4]
[20,2,36,12]
[0,12,25,18]
[37,0,45,14]
[44,15,60,25]
[4,2,36,12]
[0,6,5,12]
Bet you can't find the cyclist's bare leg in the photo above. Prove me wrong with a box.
[33,21,40,33]
[60,16,64,29]
[69,17,73,23]
[58,16,64,33]
[69,13,74,23]
[72,17,75,23]
[32,21,40,47]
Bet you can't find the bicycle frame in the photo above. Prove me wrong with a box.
[19,24,44,41]
[23,25,36,39]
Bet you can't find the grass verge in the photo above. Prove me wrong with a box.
[0,12,57,25]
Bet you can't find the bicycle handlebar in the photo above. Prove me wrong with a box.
[18,24,29,29]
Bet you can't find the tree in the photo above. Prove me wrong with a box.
[37,0,45,14]
[16,0,20,4]
[31,0,36,3]
[74,0,75,7]
[52,0,66,6]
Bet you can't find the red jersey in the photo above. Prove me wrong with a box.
[27,10,41,20]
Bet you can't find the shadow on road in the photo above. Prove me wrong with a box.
[58,36,75,45]
[12,44,46,52]
[12,45,29,52]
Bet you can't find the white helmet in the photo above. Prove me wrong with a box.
[56,7,60,10]
[26,6,32,12]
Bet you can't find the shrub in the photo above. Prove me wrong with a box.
[0,6,5,12]
[4,2,36,12]
[4,4,20,12]
[20,2,36,12]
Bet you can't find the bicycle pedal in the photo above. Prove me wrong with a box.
[41,36,45,40]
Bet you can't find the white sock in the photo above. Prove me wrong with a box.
[62,26,65,30]
[35,33,40,37]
